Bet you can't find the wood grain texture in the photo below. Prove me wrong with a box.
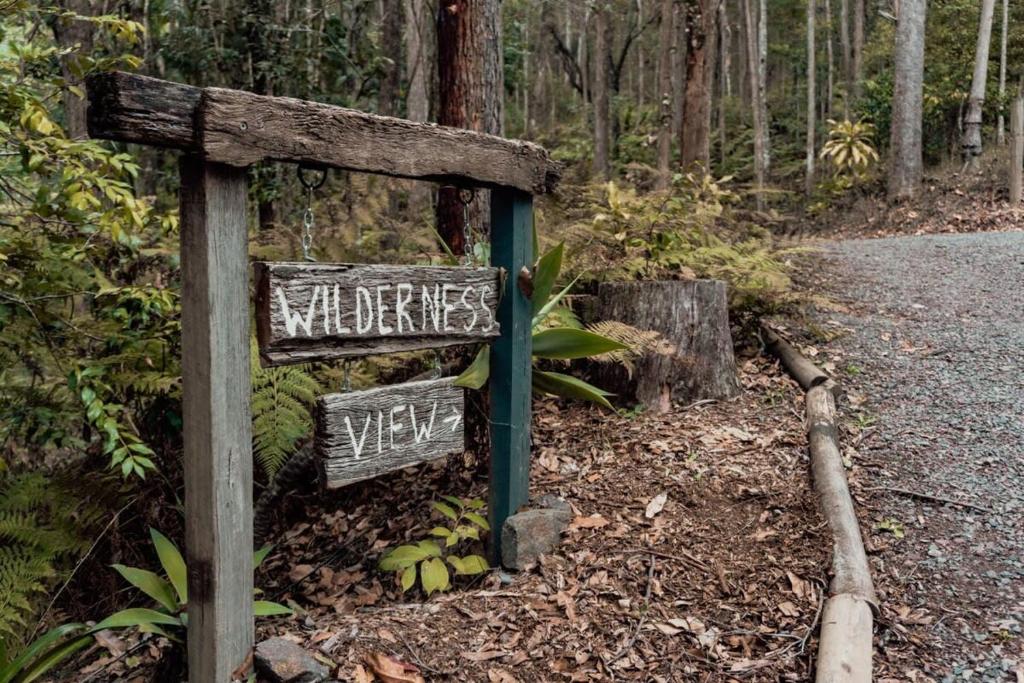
[254,262,501,366]
[179,157,254,681]
[316,378,464,488]
[592,280,739,411]
[84,71,561,194]
[488,189,534,565]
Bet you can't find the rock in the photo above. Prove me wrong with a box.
[501,507,571,570]
[532,494,571,513]
[254,637,329,683]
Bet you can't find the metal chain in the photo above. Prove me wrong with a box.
[459,188,475,266]
[431,350,442,379]
[342,361,352,392]
[298,166,327,262]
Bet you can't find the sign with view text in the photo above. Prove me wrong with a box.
[254,262,501,365]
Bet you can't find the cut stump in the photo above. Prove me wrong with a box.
[592,280,739,411]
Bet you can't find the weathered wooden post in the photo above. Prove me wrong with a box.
[1010,96,1023,204]
[488,189,534,561]
[179,157,254,680]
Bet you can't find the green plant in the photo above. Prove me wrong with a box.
[455,241,628,408]
[379,496,490,595]
[250,338,322,479]
[819,119,880,178]
[110,528,292,637]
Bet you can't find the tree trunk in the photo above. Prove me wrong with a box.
[379,0,403,116]
[405,0,431,210]
[743,0,766,208]
[436,0,504,254]
[245,0,280,231]
[656,0,678,187]
[680,0,719,171]
[852,0,864,101]
[1010,96,1023,204]
[590,281,740,412]
[888,0,927,200]
[718,0,731,167]
[997,0,1008,146]
[964,0,997,169]
[806,0,816,196]
[51,0,95,139]
[672,0,688,136]
[593,2,612,179]
[838,0,851,116]
[823,0,834,117]
[757,0,768,175]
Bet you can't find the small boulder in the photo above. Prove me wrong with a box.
[501,506,571,570]
[254,637,329,683]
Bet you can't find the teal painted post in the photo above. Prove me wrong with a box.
[488,187,533,564]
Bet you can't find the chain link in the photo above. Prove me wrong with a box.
[431,350,442,379]
[459,188,475,266]
[342,360,352,392]
[298,166,327,262]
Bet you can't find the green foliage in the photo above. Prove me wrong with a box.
[819,119,879,178]
[379,496,490,596]
[0,474,95,648]
[250,339,322,479]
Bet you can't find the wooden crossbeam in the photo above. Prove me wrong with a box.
[86,71,561,194]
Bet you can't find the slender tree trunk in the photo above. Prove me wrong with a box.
[637,0,646,106]
[378,0,403,116]
[838,0,851,116]
[824,0,834,117]
[806,0,816,196]
[719,0,731,167]
[888,0,927,199]
[964,0,997,169]
[743,0,766,208]
[657,0,678,187]
[852,0,863,101]
[405,0,431,210]
[681,0,719,171]
[997,0,1008,146]
[757,0,768,175]
[1010,96,1023,203]
[52,0,94,139]
[436,0,503,253]
[244,0,279,231]
[672,0,688,136]
[593,1,612,179]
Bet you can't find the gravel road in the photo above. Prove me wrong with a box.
[809,231,1024,682]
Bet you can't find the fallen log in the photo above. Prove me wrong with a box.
[762,324,829,391]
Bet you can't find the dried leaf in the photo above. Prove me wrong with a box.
[364,652,425,683]
[645,493,668,519]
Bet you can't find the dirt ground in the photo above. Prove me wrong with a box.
[66,358,830,682]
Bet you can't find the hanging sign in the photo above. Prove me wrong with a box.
[254,262,502,365]
[316,377,464,488]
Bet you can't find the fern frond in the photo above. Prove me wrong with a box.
[585,321,676,379]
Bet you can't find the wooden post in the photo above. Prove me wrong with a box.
[1010,96,1023,204]
[488,188,533,564]
[179,157,254,681]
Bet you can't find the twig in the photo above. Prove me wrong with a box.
[394,628,459,676]
[624,546,711,573]
[864,485,993,513]
[606,555,656,666]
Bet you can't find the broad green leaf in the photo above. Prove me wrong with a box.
[253,545,273,569]
[416,540,442,557]
[531,242,564,316]
[532,370,614,410]
[445,532,459,547]
[150,529,187,605]
[379,545,431,571]
[0,623,86,683]
[92,608,182,632]
[400,565,417,592]
[253,601,293,617]
[466,498,485,510]
[432,501,458,521]
[420,557,450,595]
[453,346,490,389]
[454,525,479,540]
[532,273,582,329]
[16,635,92,683]
[457,555,489,575]
[428,527,452,538]
[440,495,464,509]
[111,565,178,613]
[532,328,627,360]
[463,512,490,531]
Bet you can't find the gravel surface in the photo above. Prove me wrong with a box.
[806,231,1024,682]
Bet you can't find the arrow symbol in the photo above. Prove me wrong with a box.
[443,407,462,432]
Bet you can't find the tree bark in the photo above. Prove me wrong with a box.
[838,0,851,116]
[672,0,688,136]
[997,0,1009,146]
[806,0,816,196]
[963,0,997,169]
[244,0,280,231]
[824,0,834,117]
[51,0,95,139]
[680,0,719,171]
[656,0,678,187]
[590,281,739,412]
[743,0,766,208]
[718,0,731,167]
[852,0,864,101]
[378,0,403,116]
[436,0,504,254]
[1010,96,1023,204]
[405,0,431,210]
[593,2,612,179]
[888,0,927,200]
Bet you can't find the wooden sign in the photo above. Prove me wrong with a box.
[316,377,464,488]
[255,262,501,365]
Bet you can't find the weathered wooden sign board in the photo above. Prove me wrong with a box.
[316,377,464,488]
[255,262,501,365]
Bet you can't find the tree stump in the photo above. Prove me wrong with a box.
[592,280,739,411]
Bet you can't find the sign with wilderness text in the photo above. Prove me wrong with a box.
[315,377,464,488]
[254,262,501,365]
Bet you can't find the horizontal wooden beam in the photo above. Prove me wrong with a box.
[254,262,501,366]
[86,71,561,194]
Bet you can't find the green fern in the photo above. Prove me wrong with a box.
[250,338,322,479]
[0,473,93,645]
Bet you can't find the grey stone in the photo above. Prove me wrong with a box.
[501,507,571,570]
[532,494,571,513]
[254,637,329,683]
